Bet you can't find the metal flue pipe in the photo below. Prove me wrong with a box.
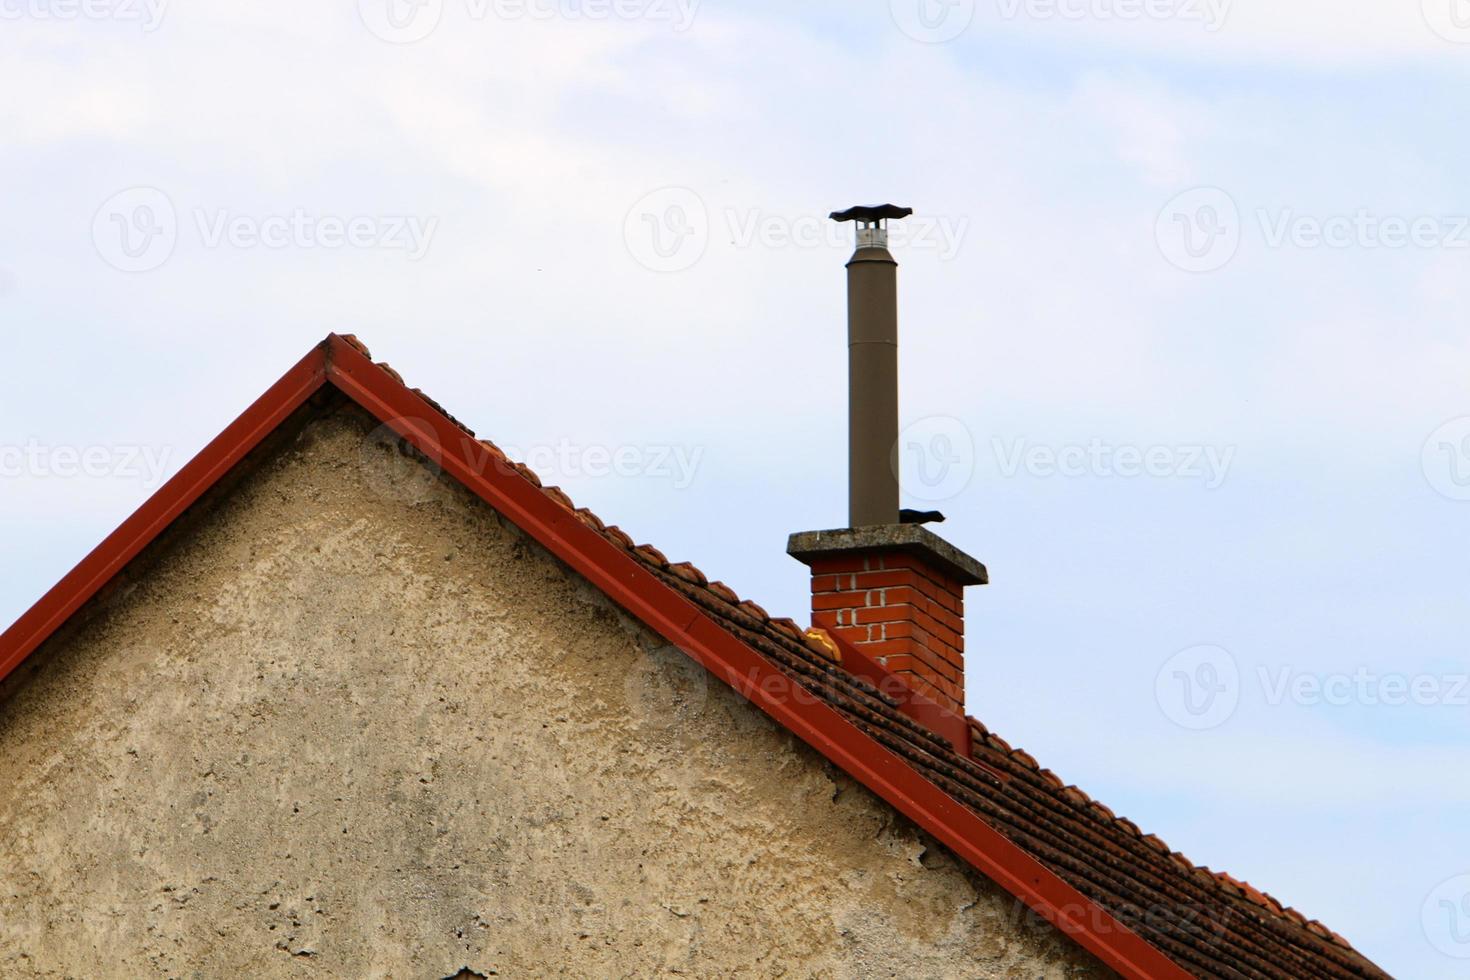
[831,204,913,527]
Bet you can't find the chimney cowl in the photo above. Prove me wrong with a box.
[831,203,913,250]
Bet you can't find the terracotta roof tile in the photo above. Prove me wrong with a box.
[769,616,806,642]
[736,599,770,622]
[1036,768,1065,790]
[573,507,606,533]
[602,525,636,549]
[706,581,740,604]
[632,543,668,567]
[511,462,542,488]
[1009,748,1040,769]
[667,561,708,587]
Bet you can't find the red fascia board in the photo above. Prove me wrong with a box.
[0,335,1188,980]
[0,342,330,682]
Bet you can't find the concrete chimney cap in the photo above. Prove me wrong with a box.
[829,204,913,223]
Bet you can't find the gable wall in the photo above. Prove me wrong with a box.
[0,405,1108,978]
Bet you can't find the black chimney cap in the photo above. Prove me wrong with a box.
[830,204,913,223]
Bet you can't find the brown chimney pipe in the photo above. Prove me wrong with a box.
[832,204,913,527]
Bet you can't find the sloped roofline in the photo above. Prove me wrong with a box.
[0,335,1189,979]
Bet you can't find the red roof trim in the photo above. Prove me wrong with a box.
[0,336,1189,980]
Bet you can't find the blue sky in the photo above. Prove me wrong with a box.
[3,1,1469,974]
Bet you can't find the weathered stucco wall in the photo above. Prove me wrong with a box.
[0,405,1109,979]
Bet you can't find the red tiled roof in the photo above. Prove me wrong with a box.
[0,335,1389,980]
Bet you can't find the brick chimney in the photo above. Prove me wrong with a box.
[788,205,987,717]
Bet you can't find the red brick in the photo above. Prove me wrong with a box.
[853,604,913,626]
[849,569,926,591]
[809,556,870,576]
[810,574,847,594]
[812,609,859,631]
[813,591,869,612]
